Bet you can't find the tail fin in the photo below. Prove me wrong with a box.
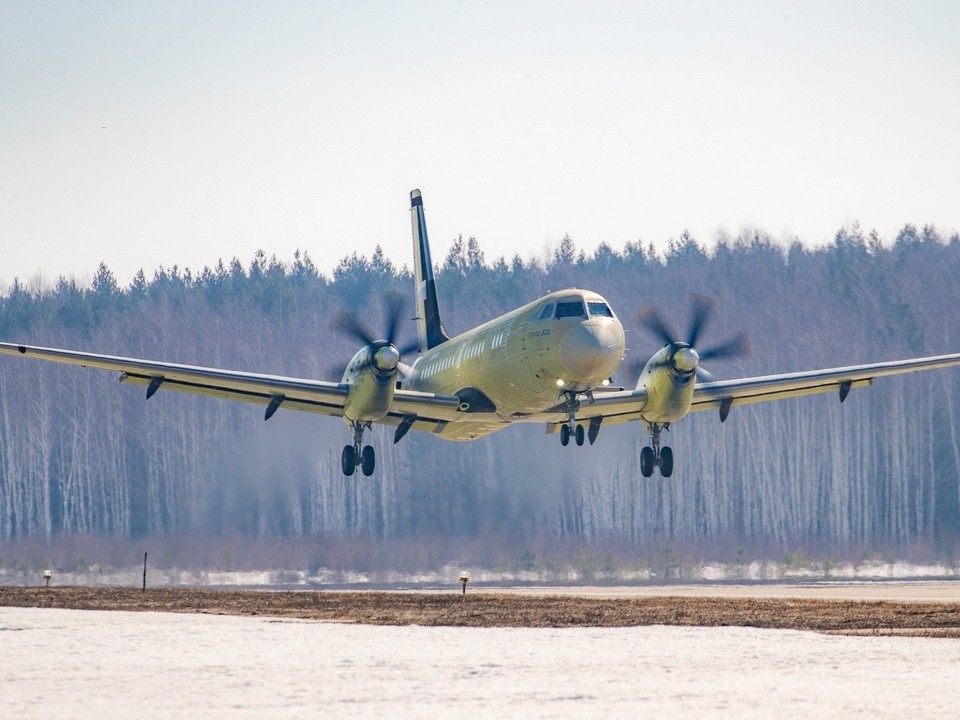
[410,189,450,351]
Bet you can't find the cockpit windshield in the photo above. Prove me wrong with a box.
[588,302,614,318]
[532,303,554,321]
[555,301,587,319]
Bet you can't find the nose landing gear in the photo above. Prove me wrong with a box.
[640,423,673,478]
[342,420,376,476]
[558,390,594,447]
[560,422,585,446]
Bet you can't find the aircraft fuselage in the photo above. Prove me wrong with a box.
[403,288,625,439]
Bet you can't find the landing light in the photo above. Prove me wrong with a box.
[601,378,610,386]
[555,378,566,387]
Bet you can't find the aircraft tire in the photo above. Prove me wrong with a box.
[575,424,585,446]
[361,445,376,476]
[640,446,654,477]
[660,446,674,478]
[560,424,570,446]
[342,445,356,476]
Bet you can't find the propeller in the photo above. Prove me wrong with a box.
[331,292,419,377]
[633,294,749,381]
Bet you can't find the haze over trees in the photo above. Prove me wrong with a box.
[1,224,959,564]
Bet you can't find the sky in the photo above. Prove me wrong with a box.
[1,1,958,288]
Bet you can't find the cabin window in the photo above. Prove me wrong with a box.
[533,303,554,321]
[555,301,586,319]
[588,302,614,318]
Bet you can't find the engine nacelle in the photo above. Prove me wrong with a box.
[341,342,399,423]
[635,344,697,424]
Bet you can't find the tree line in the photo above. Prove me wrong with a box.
[1,223,959,560]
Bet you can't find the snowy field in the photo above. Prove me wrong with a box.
[2,607,960,719]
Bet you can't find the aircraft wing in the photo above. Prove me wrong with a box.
[689,353,960,417]
[551,352,960,429]
[0,342,462,422]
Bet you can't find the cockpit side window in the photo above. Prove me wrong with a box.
[587,301,614,318]
[555,301,587,319]
[533,303,555,321]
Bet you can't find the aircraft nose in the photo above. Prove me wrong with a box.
[558,320,623,379]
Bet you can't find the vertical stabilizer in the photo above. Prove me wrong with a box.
[410,189,450,351]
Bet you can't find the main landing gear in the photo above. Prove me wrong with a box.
[342,420,375,477]
[640,422,673,478]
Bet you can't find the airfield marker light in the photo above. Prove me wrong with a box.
[43,569,51,587]
[555,378,565,387]
[460,571,469,596]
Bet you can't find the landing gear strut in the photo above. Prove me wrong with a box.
[342,421,375,477]
[560,390,600,447]
[558,390,590,447]
[640,423,673,478]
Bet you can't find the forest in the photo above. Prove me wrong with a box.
[1,222,959,569]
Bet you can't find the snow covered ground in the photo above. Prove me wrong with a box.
[2,607,959,719]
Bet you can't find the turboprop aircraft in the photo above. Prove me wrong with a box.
[2,189,959,478]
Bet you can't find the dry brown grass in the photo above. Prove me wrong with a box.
[3,586,960,637]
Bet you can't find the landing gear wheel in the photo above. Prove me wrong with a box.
[660,446,674,478]
[361,445,376,476]
[341,445,356,476]
[560,424,570,446]
[575,424,585,446]
[640,446,655,477]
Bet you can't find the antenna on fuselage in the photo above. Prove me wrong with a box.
[410,189,451,351]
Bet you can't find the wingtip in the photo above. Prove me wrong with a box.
[410,189,422,207]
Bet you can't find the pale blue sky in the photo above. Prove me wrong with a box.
[2,1,958,287]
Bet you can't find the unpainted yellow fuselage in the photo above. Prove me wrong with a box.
[403,289,625,439]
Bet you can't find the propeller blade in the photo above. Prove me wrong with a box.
[334,293,419,377]
[398,339,420,357]
[695,366,716,383]
[635,305,678,346]
[631,294,748,385]
[382,291,407,346]
[686,294,714,348]
[699,332,750,362]
[398,361,414,380]
[331,310,376,345]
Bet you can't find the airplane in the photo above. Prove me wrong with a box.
[1,188,959,479]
